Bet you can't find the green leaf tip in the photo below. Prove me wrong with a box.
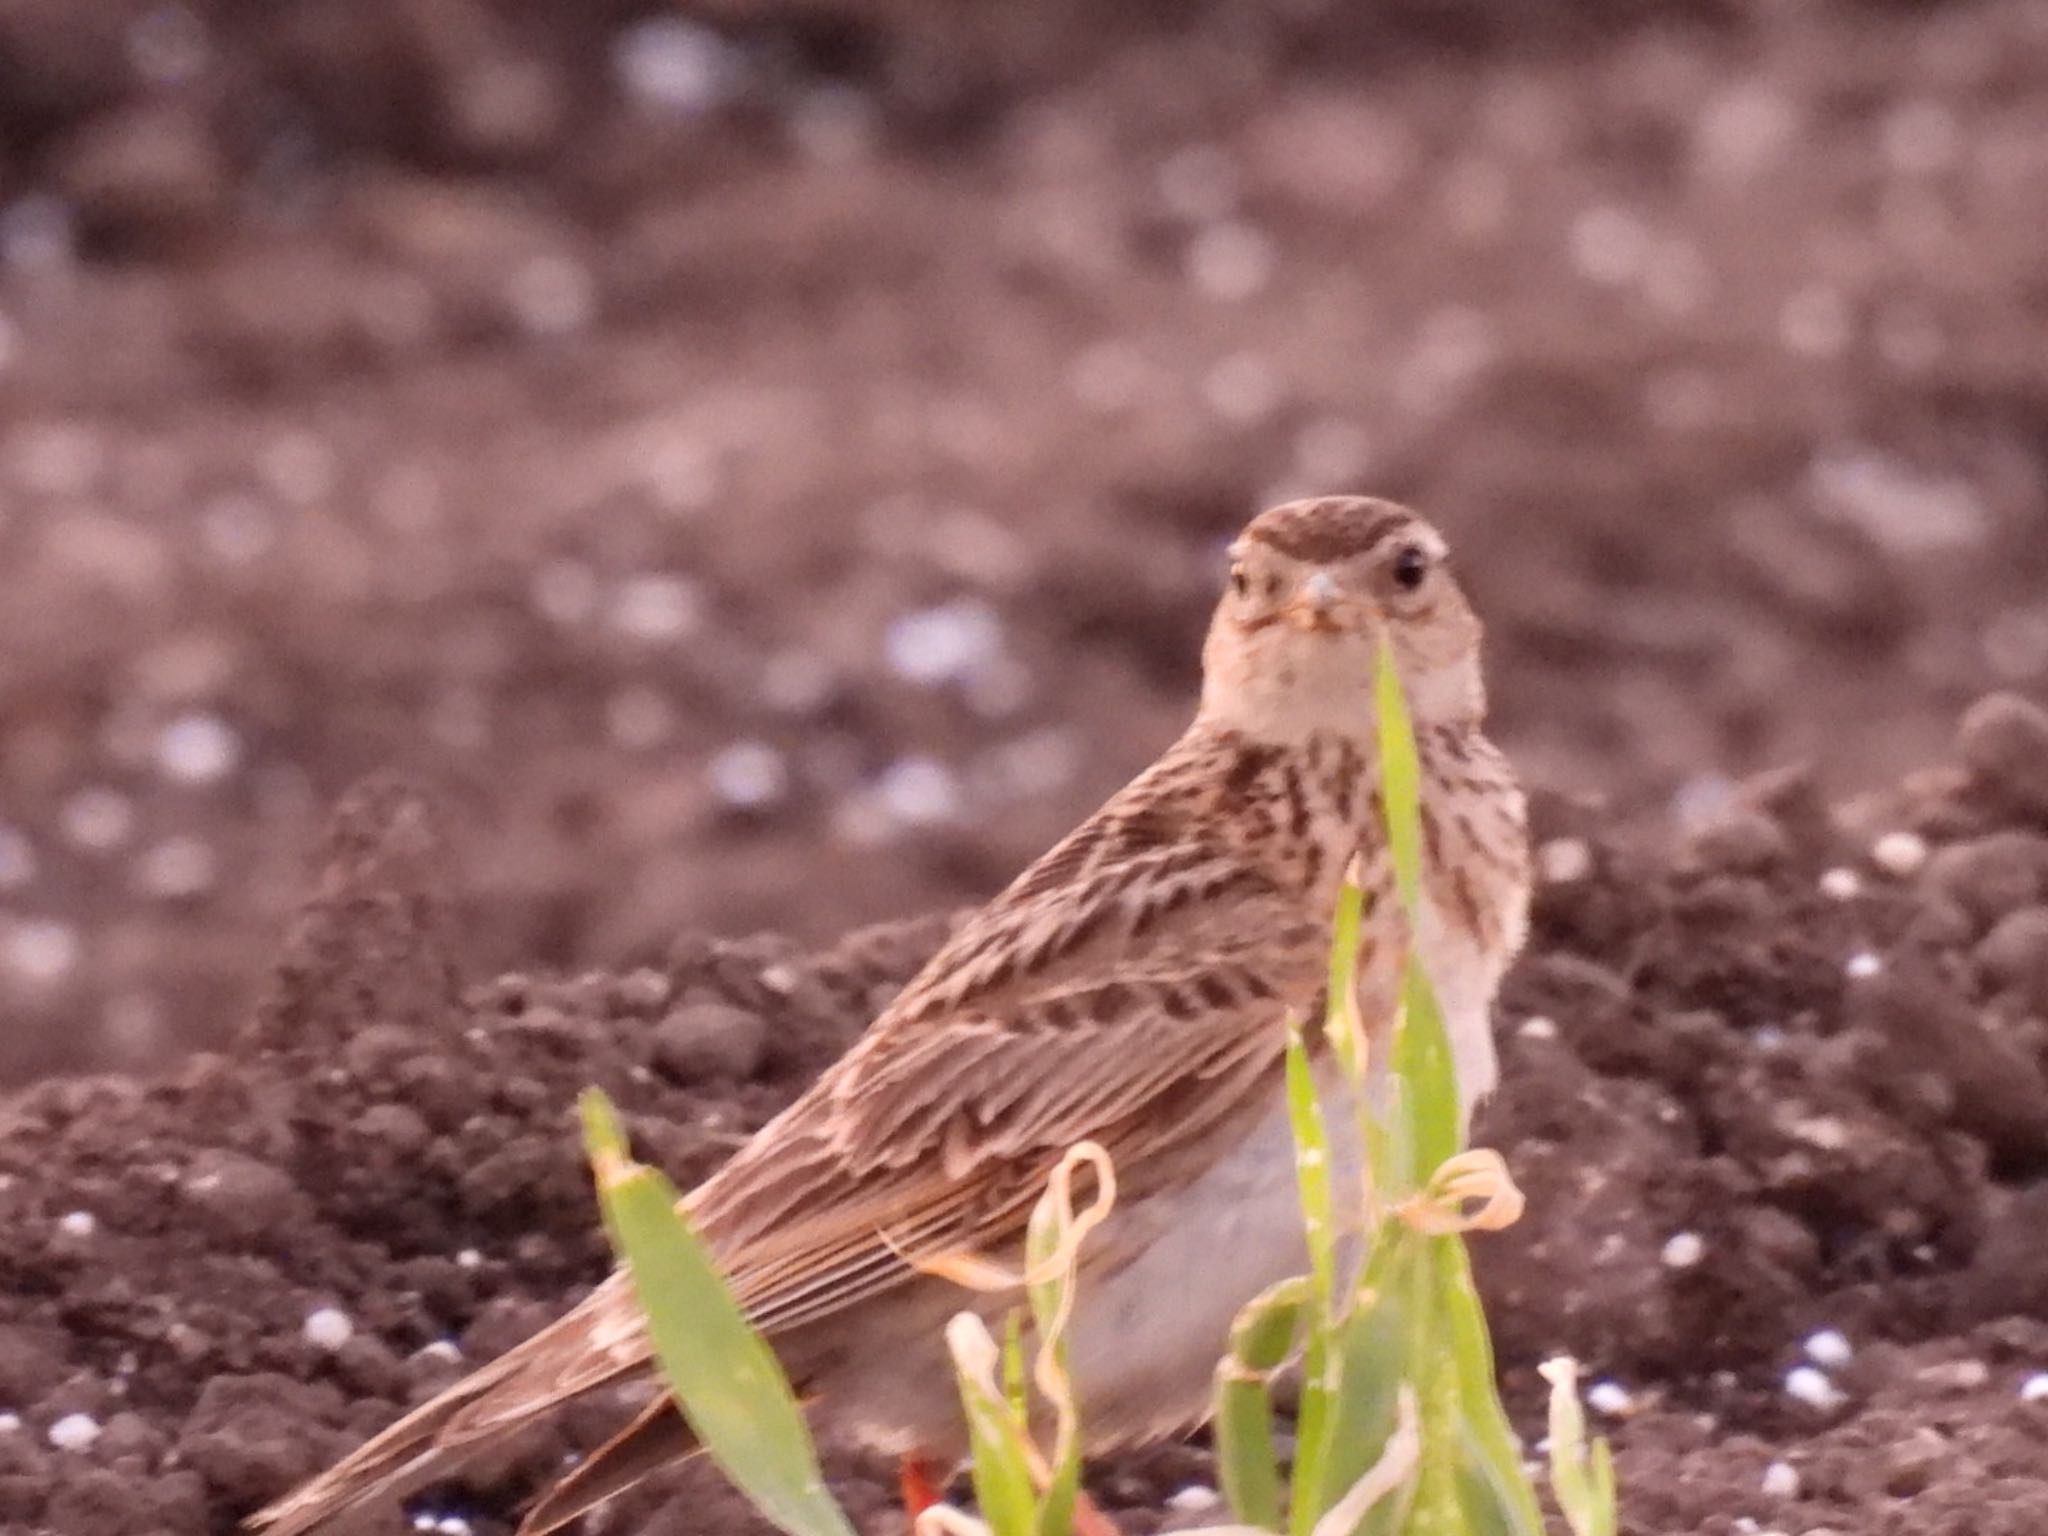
[578,1086,630,1179]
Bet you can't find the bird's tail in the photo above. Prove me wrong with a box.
[247,1275,660,1536]
[517,1394,697,1535]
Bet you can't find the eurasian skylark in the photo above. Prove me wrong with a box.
[252,495,1531,1535]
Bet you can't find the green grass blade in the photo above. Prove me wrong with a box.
[1401,1253,1468,1536]
[1271,646,1622,1536]
[1285,1013,1337,1305]
[1374,643,1423,913]
[1437,1236,1544,1536]
[1325,876,1368,1082]
[947,1313,1040,1536]
[1003,1309,1029,1421]
[1215,1361,1285,1530]
[1540,1357,1619,1536]
[1215,1279,1311,1530]
[580,1090,855,1536]
[1284,1010,1340,1536]
[1390,960,1460,1245]
[1036,1433,1081,1536]
[1591,1439,1619,1536]
[1289,1325,1344,1536]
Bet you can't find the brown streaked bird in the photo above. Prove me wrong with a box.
[250,496,1530,1536]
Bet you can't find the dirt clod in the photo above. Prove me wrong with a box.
[653,1000,770,1084]
[1976,908,2048,1013]
[1959,694,2048,822]
[0,694,2042,1534]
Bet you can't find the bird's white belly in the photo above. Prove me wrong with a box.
[811,1068,1363,1461]
[1064,1063,1367,1448]
[1417,896,1504,1124]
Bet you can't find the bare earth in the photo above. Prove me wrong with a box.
[2,2,2048,1533]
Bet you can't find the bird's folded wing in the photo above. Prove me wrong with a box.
[694,900,1331,1338]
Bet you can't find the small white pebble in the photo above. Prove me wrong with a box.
[437,1518,474,1536]
[1661,1231,1706,1269]
[884,599,1004,688]
[609,573,701,643]
[1537,837,1593,885]
[5,918,80,984]
[47,1412,100,1451]
[303,1307,355,1352]
[1804,1329,1853,1369]
[135,835,218,899]
[707,741,788,809]
[1871,830,1929,877]
[155,711,242,785]
[977,729,1081,802]
[1784,1365,1845,1410]
[875,756,962,827]
[60,787,135,852]
[1845,952,1883,980]
[2018,1373,2048,1403]
[1818,867,1861,900]
[0,1412,17,1433]
[1761,1460,1801,1498]
[417,1340,464,1365]
[58,1210,96,1238]
[1789,1115,1849,1150]
[1518,1015,1558,1041]
[1166,1486,1222,1514]
[1672,773,1737,833]
[614,16,742,115]
[456,1249,483,1270]
[1585,1379,1633,1417]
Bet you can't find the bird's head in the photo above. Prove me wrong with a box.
[1198,497,1486,741]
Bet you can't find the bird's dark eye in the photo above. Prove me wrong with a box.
[1230,564,1250,598]
[1390,544,1430,592]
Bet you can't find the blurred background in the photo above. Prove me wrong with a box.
[0,0,2044,1080]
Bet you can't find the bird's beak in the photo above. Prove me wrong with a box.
[1285,571,1350,632]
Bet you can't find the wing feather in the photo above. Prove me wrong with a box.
[687,840,1332,1342]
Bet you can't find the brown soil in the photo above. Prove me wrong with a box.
[10,695,2048,1536]
[4,1,2048,1532]
[4,0,2047,1084]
